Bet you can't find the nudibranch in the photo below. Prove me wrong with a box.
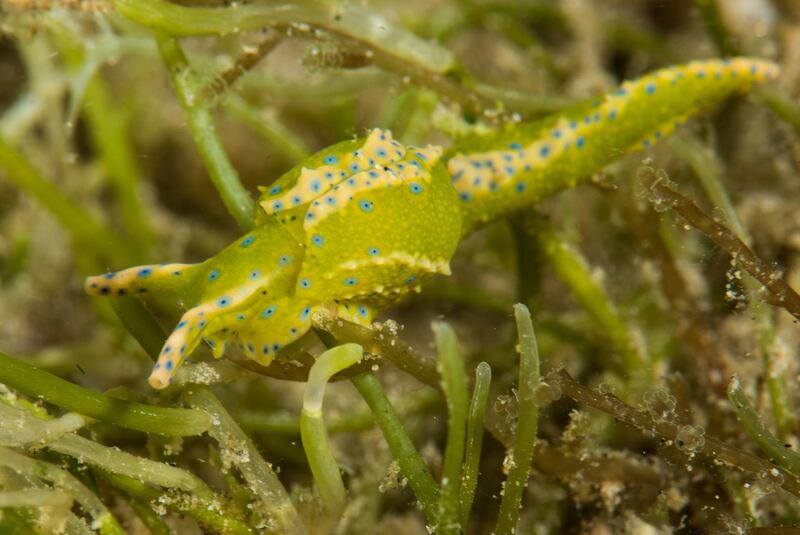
[86,57,779,389]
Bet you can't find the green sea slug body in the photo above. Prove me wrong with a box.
[85,57,779,388]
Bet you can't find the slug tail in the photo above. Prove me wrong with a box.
[448,57,780,233]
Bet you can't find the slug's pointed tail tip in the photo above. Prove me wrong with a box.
[768,62,781,81]
[756,59,781,81]
[735,57,780,82]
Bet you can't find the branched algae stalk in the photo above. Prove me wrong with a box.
[639,167,800,322]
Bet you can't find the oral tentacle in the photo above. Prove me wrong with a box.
[84,263,197,296]
[147,279,272,389]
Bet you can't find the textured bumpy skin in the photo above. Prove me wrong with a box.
[85,57,778,388]
[87,130,462,388]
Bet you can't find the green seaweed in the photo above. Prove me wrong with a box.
[494,304,541,535]
[0,351,210,436]
[434,322,468,534]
